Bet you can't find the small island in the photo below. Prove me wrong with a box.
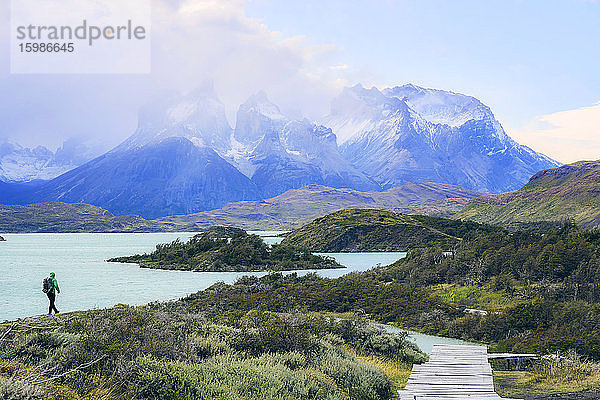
[108,226,343,272]
[0,235,4,241]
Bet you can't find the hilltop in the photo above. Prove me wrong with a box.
[158,183,482,230]
[457,160,600,228]
[0,202,192,233]
[281,209,500,252]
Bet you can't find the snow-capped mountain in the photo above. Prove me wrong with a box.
[231,92,379,197]
[326,84,559,193]
[119,88,379,198]
[14,85,261,218]
[384,84,490,127]
[1,83,560,217]
[29,137,260,219]
[5,88,377,217]
[0,138,101,183]
[116,82,233,154]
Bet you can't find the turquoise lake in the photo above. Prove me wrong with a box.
[0,232,407,322]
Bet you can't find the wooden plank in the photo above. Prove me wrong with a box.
[398,344,523,400]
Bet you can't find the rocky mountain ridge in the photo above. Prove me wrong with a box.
[0,83,559,218]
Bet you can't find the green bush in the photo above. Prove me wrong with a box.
[0,377,48,400]
[2,306,411,400]
[131,353,355,400]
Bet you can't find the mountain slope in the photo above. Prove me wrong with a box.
[120,88,378,199]
[457,160,600,228]
[281,209,500,252]
[158,182,482,230]
[325,84,559,193]
[28,137,260,219]
[1,88,377,218]
[1,83,560,218]
[232,92,379,197]
[0,202,187,233]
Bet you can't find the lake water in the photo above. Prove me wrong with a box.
[379,324,475,354]
[0,232,406,322]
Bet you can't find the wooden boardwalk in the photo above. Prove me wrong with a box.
[399,344,522,400]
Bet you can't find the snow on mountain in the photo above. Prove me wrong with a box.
[116,82,233,154]
[327,84,560,194]
[6,87,378,217]
[383,84,490,127]
[3,83,562,217]
[233,92,380,197]
[0,139,101,183]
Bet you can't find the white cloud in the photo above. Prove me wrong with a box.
[509,102,600,164]
[148,0,347,121]
[0,0,354,148]
[329,64,350,71]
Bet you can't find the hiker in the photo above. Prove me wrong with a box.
[43,272,60,315]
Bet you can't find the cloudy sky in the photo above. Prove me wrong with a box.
[1,0,599,163]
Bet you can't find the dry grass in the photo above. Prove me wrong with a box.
[494,353,600,397]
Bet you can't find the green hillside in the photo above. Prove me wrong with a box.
[0,202,192,233]
[457,160,600,228]
[281,209,500,252]
[157,183,482,230]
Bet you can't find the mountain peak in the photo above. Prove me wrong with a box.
[240,91,286,121]
[0,139,100,183]
[322,84,413,144]
[116,86,232,153]
[234,92,288,146]
[246,90,269,104]
[342,84,388,105]
[383,84,490,127]
[326,83,559,193]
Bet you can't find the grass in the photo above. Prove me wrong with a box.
[456,160,600,229]
[356,348,600,399]
[157,184,478,231]
[432,283,523,310]
[0,202,192,233]
[355,345,600,399]
[494,356,600,397]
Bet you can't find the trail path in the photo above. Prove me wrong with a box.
[399,344,522,400]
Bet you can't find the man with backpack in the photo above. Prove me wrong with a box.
[42,272,60,315]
